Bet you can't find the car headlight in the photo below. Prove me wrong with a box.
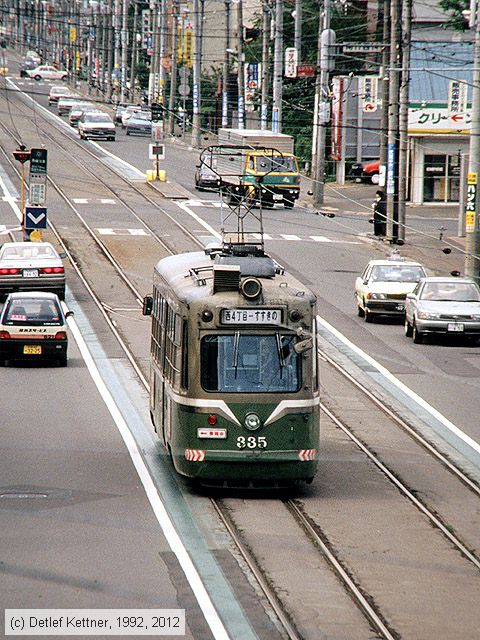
[367,292,386,300]
[418,311,440,320]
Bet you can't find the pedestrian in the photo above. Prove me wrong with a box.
[372,189,387,237]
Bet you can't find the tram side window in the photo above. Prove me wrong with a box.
[151,291,166,369]
[201,334,301,393]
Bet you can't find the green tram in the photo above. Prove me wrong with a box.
[143,243,319,487]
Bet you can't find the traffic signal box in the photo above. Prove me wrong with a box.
[151,103,163,123]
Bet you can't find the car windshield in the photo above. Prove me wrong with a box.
[133,112,151,121]
[201,333,301,393]
[370,265,424,283]
[255,156,297,172]
[0,245,57,260]
[86,114,111,123]
[420,282,480,302]
[3,298,62,326]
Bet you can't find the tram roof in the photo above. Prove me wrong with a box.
[154,250,317,305]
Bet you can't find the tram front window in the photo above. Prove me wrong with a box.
[201,333,301,393]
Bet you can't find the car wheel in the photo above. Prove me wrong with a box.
[34,74,41,81]
[357,304,365,318]
[62,76,68,82]
[404,318,413,337]
[412,321,423,343]
[126,130,130,135]
[283,197,295,209]
[0,358,5,367]
[58,353,67,367]
[57,288,66,301]
[364,307,374,323]
[109,137,115,141]
[370,173,380,185]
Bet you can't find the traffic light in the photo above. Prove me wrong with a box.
[151,103,163,123]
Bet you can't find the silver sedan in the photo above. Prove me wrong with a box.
[405,276,480,343]
[0,242,66,300]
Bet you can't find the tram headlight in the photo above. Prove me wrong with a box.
[201,309,214,322]
[244,413,261,430]
[241,277,262,300]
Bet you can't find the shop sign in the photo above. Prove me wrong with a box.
[465,172,477,233]
[409,104,471,134]
[359,76,378,112]
[448,80,467,116]
[284,47,298,78]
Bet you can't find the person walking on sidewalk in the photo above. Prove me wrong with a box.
[372,189,387,237]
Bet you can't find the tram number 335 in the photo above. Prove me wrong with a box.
[236,436,267,449]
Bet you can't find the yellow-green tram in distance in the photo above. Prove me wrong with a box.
[143,243,319,487]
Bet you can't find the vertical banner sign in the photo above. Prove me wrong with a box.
[284,47,298,78]
[69,27,77,43]
[465,172,477,232]
[330,77,343,161]
[448,80,467,115]
[193,83,199,115]
[386,143,396,195]
[183,21,194,68]
[359,76,378,112]
[245,62,260,111]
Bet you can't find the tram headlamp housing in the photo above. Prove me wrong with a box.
[244,413,261,431]
[201,309,214,322]
[289,309,302,322]
[241,277,262,300]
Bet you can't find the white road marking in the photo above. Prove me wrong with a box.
[251,232,272,240]
[67,315,231,640]
[310,235,333,242]
[281,234,301,240]
[96,228,149,236]
[72,198,88,204]
[176,201,222,242]
[100,198,116,204]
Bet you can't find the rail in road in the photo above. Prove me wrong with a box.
[1,76,479,639]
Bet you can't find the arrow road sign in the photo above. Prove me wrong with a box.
[24,206,47,229]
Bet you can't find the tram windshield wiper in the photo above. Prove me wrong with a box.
[232,331,240,379]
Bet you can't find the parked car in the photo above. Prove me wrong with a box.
[125,110,152,136]
[48,85,74,105]
[405,276,480,343]
[27,65,68,81]
[121,105,142,128]
[69,103,98,127]
[0,291,71,367]
[349,159,381,184]
[354,258,427,322]
[78,111,116,141]
[0,241,66,299]
[20,57,37,78]
[194,162,221,191]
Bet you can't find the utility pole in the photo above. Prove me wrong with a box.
[168,0,179,135]
[378,0,390,188]
[106,0,114,101]
[120,0,128,102]
[386,0,402,242]
[294,0,302,59]
[312,0,334,207]
[271,0,283,132]
[222,0,231,127]
[236,0,245,128]
[192,0,202,144]
[260,1,270,129]
[129,1,139,102]
[398,0,412,243]
[465,0,480,281]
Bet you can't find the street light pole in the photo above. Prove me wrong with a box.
[465,0,480,282]
[271,0,283,132]
[222,0,231,127]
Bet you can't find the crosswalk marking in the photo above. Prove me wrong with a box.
[281,234,301,241]
[72,198,117,205]
[97,228,149,236]
[311,235,332,242]
[251,233,273,240]
[100,199,116,204]
[72,198,88,204]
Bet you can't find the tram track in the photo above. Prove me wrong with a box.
[1,82,480,639]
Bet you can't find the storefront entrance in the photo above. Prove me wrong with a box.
[423,154,461,203]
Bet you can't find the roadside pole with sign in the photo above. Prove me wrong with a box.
[27,148,48,241]
[12,146,31,240]
[148,105,165,180]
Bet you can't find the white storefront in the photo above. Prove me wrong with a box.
[408,102,470,205]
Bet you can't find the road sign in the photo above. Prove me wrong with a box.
[178,83,190,96]
[13,148,31,163]
[24,206,47,230]
[29,183,46,205]
[152,121,164,142]
[151,102,163,122]
[149,144,165,160]
[342,43,384,53]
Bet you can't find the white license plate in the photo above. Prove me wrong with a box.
[447,323,464,332]
[273,194,283,200]
[22,269,38,278]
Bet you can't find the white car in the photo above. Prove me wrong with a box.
[69,104,97,127]
[405,277,480,343]
[48,85,74,105]
[354,259,427,323]
[57,97,83,116]
[27,65,68,81]
[78,112,116,141]
[25,50,41,65]
[121,105,142,128]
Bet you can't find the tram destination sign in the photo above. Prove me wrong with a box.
[221,308,283,325]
